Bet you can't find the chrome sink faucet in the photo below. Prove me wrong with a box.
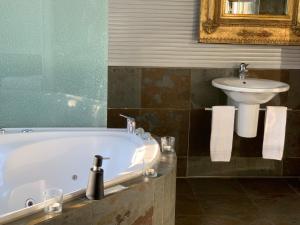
[120,114,136,134]
[0,128,5,134]
[239,63,249,80]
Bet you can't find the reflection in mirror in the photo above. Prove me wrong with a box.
[225,0,259,14]
[259,0,288,15]
[225,0,288,15]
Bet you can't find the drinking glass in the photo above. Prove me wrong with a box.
[142,159,158,178]
[43,188,63,214]
[161,136,175,153]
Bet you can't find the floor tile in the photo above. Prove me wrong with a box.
[176,215,253,225]
[175,195,203,216]
[176,178,194,196]
[238,179,296,197]
[251,194,300,216]
[286,178,300,194]
[175,178,300,225]
[262,213,300,225]
[188,178,246,196]
[197,195,258,219]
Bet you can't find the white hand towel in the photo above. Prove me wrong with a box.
[262,106,287,160]
[210,106,235,162]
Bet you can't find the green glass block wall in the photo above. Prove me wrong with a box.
[0,0,108,127]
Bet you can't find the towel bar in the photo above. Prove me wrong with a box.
[204,107,292,111]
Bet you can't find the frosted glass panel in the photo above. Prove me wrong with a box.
[0,0,108,127]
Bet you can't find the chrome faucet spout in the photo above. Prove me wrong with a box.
[0,128,5,134]
[239,63,249,80]
[120,114,136,134]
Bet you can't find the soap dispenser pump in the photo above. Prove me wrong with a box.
[86,155,105,200]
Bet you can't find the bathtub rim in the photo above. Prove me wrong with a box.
[0,127,125,134]
[0,128,161,224]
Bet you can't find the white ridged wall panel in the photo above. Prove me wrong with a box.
[109,0,300,69]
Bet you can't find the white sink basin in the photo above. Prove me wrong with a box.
[212,78,290,104]
[212,77,290,138]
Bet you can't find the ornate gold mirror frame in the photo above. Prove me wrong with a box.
[199,0,300,45]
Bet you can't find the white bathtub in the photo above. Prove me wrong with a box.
[0,128,161,224]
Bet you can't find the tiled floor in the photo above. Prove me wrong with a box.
[176,178,300,225]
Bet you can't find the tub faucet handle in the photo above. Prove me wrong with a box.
[119,114,136,134]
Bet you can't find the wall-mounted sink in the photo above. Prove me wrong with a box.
[212,77,290,104]
[212,77,290,138]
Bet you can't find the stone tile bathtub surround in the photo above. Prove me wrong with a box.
[108,67,300,177]
[7,155,177,225]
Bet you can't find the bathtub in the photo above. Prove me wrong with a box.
[0,128,161,224]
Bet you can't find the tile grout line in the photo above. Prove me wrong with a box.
[185,110,191,177]
[287,182,300,195]
[236,180,265,212]
[281,160,284,176]
[139,67,143,109]
[185,69,192,177]
[138,67,143,122]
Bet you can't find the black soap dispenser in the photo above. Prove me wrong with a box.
[86,155,105,200]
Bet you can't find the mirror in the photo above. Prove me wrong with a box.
[224,0,288,15]
[199,0,300,45]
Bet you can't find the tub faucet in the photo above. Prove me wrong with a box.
[120,114,136,134]
[239,63,249,80]
[0,128,5,134]
[21,129,33,133]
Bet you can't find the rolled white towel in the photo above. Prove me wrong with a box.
[262,106,287,160]
[210,106,235,162]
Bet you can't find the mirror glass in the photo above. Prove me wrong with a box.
[224,0,288,15]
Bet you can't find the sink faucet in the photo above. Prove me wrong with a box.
[0,128,5,134]
[239,63,249,80]
[120,114,136,134]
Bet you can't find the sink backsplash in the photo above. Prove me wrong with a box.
[107,67,300,177]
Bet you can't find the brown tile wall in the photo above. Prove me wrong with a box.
[107,66,300,177]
